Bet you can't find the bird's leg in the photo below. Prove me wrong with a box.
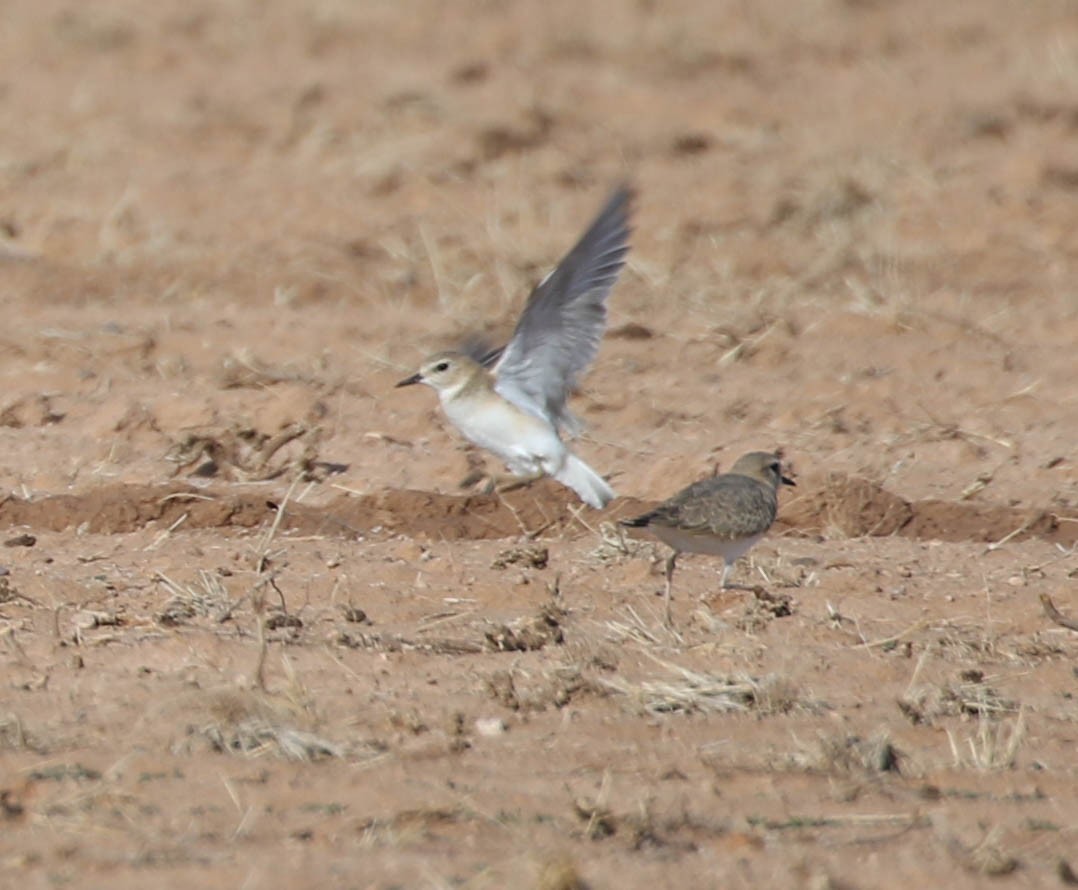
[458,447,491,491]
[716,559,761,594]
[493,471,545,495]
[701,560,740,603]
[459,469,540,494]
[663,550,679,627]
[458,467,489,490]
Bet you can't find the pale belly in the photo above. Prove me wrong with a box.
[651,526,764,564]
[444,396,566,476]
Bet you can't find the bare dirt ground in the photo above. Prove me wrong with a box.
[2,1,1078,887]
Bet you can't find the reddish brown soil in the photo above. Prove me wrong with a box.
[2,1,1078,887]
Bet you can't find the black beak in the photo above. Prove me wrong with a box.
[781,474,797,487]
[396,373,422,388]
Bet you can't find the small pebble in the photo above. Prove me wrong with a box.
[475,717,507,737]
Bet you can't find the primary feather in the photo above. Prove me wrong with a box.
[493,186,633,434]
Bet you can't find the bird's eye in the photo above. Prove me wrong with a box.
[433,361,450,372]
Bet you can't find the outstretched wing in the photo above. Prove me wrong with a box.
[493,185,632,433]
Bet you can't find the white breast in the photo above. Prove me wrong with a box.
[443,391,566,476]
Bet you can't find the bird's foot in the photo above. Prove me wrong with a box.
[493,471,544,495]
[699,582,758,600]
[459,470,542,496]
[458,468,491,491]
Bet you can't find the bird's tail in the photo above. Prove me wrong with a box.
[555,453,615,509]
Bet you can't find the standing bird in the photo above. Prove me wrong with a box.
[620,451,795,622]
[396,186,633,508]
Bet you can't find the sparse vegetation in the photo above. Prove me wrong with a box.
[1,0,1077,886]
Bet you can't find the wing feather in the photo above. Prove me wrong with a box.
[493,185,633,432]
[643,477,777,540]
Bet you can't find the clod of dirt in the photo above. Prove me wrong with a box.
[0,789,25,821]
[492,544,549,570]
[446,710,471,753]
[752,587,793,615]
[486,665,598,712]
[72,609,123,633]
[670,132,712,155]
[448,60,489,85]
[341,605,368,624]
[265,612,303,632]
[486,671,520,710]
[165,421,325,482]
[608,321,654,340]
[0,394,64,428]
[3,534,35,547]
[733,588,795,632]
[485,602,565,651]
[1042,162,1078,191]
[813,733,902,775]
[572,796,617,840]
[536,855,590,890]
[387,709,429,736]
[475,106,554,161]
[156,600,195,627]
[0,574,22,604]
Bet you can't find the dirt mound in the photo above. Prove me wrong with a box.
[778,474,1076,546]
[1,476,1074,546]
[0,480,580,540]
[780,474,913,537]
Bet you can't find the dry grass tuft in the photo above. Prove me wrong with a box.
[202,718,342,761]
[942,825,1021,876]
[604,605,685,648]
[171,689,375,763]
[783,731,902,776]
[589,521,648,563]
[900,663,1017,725]
[604,657,800,716]
[154,570,232,625]
[947,708,1027,772]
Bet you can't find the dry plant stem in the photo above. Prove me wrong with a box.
[255,475,301,573]
[249,474,301,689]
[1040,594,1078,632]
[254,423,309,474]
[496,490,556,539]
[663,551,677,628]
[253,589,269,692]
[855,618,931,650]
[984,513,1044,552]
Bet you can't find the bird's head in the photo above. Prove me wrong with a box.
[730,451,797,490]
[396,351,483,398]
